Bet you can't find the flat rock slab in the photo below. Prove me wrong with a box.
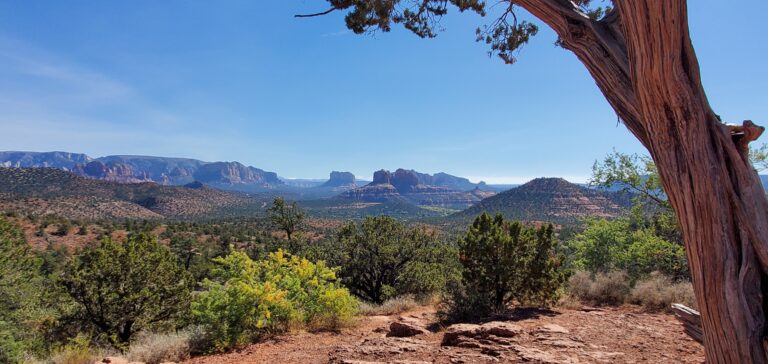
[442,322,522,346]
[538,324,569,334]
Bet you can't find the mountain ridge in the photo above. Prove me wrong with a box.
[454,177,633,224]
[0,151,282,189]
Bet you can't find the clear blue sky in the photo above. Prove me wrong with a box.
[0,1,765,183]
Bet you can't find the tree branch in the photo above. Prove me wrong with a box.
[295,8,337,18]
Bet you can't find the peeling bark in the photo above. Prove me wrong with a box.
[511,0,768,362]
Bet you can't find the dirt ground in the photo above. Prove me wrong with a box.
[183,305,704,364]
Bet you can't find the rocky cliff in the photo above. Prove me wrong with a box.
[0,151,92,169]
[321,171,356,188]
[339,168,495,209]
[0,151,282,188]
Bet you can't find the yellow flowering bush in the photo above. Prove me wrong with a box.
[191,250,356,352]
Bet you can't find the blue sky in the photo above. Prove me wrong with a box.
[0,1,765,183]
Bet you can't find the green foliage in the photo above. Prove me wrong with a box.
[567,218,688,281]
[0,217,47,362]
[750,143,768,171]
[191,250,356,352]
[590,150,668,211]
[267,197,305,241]
[60,233,193,346]
[310,1,613,64]
[444,213,564,320]
[330,216,459,303]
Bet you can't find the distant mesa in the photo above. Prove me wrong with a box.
[338,168,496,209]
[193,161,282,186]
[321,171,356,188]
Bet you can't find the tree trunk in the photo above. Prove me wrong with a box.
[513,0,768,362]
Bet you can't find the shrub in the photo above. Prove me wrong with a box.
[331,216,460,303]
[60,233,194,346]
[629,272,697,311]
[358,295,420,316]
[126,331,194,364]
[567,218,689,282]
[442,213,565,321]
[191,250,356,352]
[566,270,630,306]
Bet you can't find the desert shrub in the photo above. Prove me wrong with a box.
[629,272,697,311]
[566,270,630,305]
[442,213,565,321]
[60,233,194,346]
[191,250,356,352]
[358,295,420,316]
[330,216,460,303]
[125,330,196,364]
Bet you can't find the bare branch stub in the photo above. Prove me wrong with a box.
[728,120,765,157]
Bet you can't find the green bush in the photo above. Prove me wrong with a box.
[442,213,565,321]
[568,218,688,281]
[330,216,460,303]
[60,233,193,346]
[191,250,356,352]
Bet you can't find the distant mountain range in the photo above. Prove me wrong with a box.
[3,150,763,224]
[0,151,282,190]
[0,167,267,220]
[0,151,506,197]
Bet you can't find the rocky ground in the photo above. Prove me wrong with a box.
[183,305,704,364]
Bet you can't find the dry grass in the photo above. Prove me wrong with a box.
[566,270,697,312]
[357,295,421,316]
[45,336,116,364]
[126,330,199,364]
[567,270,631,306]
[629,272,697,312]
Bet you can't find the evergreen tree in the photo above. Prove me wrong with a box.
[334,216,458,303]
[447,213,563,319]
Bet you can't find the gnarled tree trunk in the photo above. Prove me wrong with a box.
[513,1,768,362]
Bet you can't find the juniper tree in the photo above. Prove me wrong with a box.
[452,213,562,318]
[299,1,768,361]
[60,233,193,345]
[267,197,305,241]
